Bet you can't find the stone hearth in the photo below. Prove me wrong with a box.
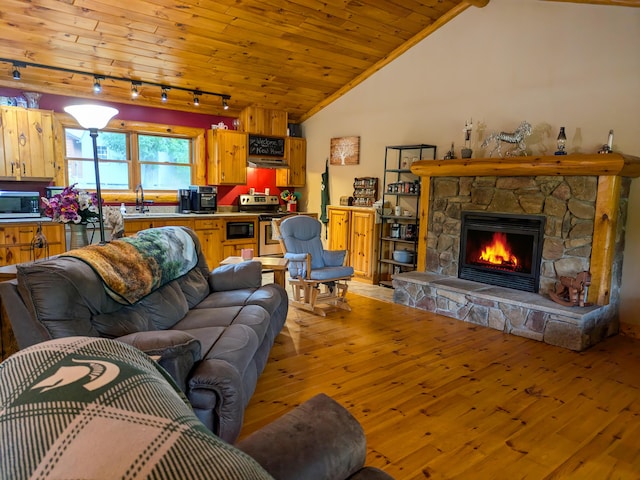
[393,271,615,351]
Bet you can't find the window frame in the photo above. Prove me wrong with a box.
[58,113,206,204]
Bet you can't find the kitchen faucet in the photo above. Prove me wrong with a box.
[135,184,149,213]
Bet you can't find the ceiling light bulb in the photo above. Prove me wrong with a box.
[131,83,139,98]
[193,95,200,106]
[222,98,229,110]
[161,88,168,102]
[93,77,102,93]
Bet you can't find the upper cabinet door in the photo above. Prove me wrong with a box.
[207,129,248,185]
[1,106,55,181]
[276,137,306,187]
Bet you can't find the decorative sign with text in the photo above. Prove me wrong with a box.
[248,135,285,157]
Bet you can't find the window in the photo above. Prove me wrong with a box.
[64,123,200,192]
[138,134,192,190]
[66,129,129,190]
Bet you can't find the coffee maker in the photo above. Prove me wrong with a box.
[178,188,192,213]
[189,185,217,213]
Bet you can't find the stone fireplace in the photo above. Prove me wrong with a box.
[392,153,639,351]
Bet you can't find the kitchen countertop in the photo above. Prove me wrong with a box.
[0,211,317,224]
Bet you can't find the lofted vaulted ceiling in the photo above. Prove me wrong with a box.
[0,0,637,122]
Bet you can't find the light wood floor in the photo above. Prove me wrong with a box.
[239,292,640,479]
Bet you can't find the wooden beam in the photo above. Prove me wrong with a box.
[589,175,621,305]
[410,153,640,178]
[416,177,432,272]
[465,0,491,7]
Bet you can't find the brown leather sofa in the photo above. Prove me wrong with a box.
[0,226,288,443]
[0,337,394,480]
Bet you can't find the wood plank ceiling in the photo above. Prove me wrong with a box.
[0,0,637,122]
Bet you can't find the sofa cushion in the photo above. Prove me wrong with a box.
[209,261,262,292]
[16,257,121,339]
[91,281,189,337]
[176,267,210,308]
[178,305,270,345]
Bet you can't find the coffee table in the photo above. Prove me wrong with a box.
[220,256,289,288]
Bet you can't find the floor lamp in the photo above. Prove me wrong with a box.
[64,104,119,245]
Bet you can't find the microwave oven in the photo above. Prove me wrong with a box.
[226,221,255,240]
[0,191,41,219]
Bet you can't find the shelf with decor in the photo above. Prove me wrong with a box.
[352,177,378,207]
[377,143,437,288]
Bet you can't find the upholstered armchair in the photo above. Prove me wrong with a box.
[275,215,354,316]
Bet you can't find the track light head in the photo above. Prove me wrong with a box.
[222,98,229,110]
[12,64,21,80]
[193,93,200,106]
[131,81,141,98]
[93,76,103,93]
[161,87,169,102]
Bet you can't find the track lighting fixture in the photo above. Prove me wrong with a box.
[131,81,141,98]
[1,57,231,110]
[93,76,103,93]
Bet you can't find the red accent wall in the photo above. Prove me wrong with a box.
[0,88,292,206]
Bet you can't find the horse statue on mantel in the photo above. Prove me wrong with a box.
[481,120,532,158]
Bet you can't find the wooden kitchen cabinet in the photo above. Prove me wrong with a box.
[239,106,288,136]
[327,206,380,284]
[276,137,306,187]
[1,106,56,180]
[207,129,247,185]
[0,223,65,266]
[194,218,224,269]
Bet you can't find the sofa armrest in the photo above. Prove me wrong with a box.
[236,393,381,480]
[116,331,201,392]
[208,261,262,292]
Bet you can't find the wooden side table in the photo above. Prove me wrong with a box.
[220,256,289,289]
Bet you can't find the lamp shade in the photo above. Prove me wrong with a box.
[64,104,118,130]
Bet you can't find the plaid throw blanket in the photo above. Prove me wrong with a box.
[63,226,198,305]
[0,337,273,480]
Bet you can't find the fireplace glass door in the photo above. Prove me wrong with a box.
[459,212,545,293]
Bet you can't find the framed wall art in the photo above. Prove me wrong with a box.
[330,136,360,165]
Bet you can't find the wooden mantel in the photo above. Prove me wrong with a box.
[411,152,640,306]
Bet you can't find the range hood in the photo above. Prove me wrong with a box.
[247,157,288,169]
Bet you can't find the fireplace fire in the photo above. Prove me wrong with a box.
[459,212,545,293]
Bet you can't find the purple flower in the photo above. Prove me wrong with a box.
[41,184,102,224]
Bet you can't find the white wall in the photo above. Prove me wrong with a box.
[301,0,640,327]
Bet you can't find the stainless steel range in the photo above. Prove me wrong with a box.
[238,194,288,256]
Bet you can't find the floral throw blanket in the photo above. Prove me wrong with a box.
[63,226,198,304]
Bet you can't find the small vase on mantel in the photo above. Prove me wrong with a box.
[68,223,89,250]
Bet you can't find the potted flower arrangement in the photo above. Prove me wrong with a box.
[41,184,101,249]
[280,190,300,212]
